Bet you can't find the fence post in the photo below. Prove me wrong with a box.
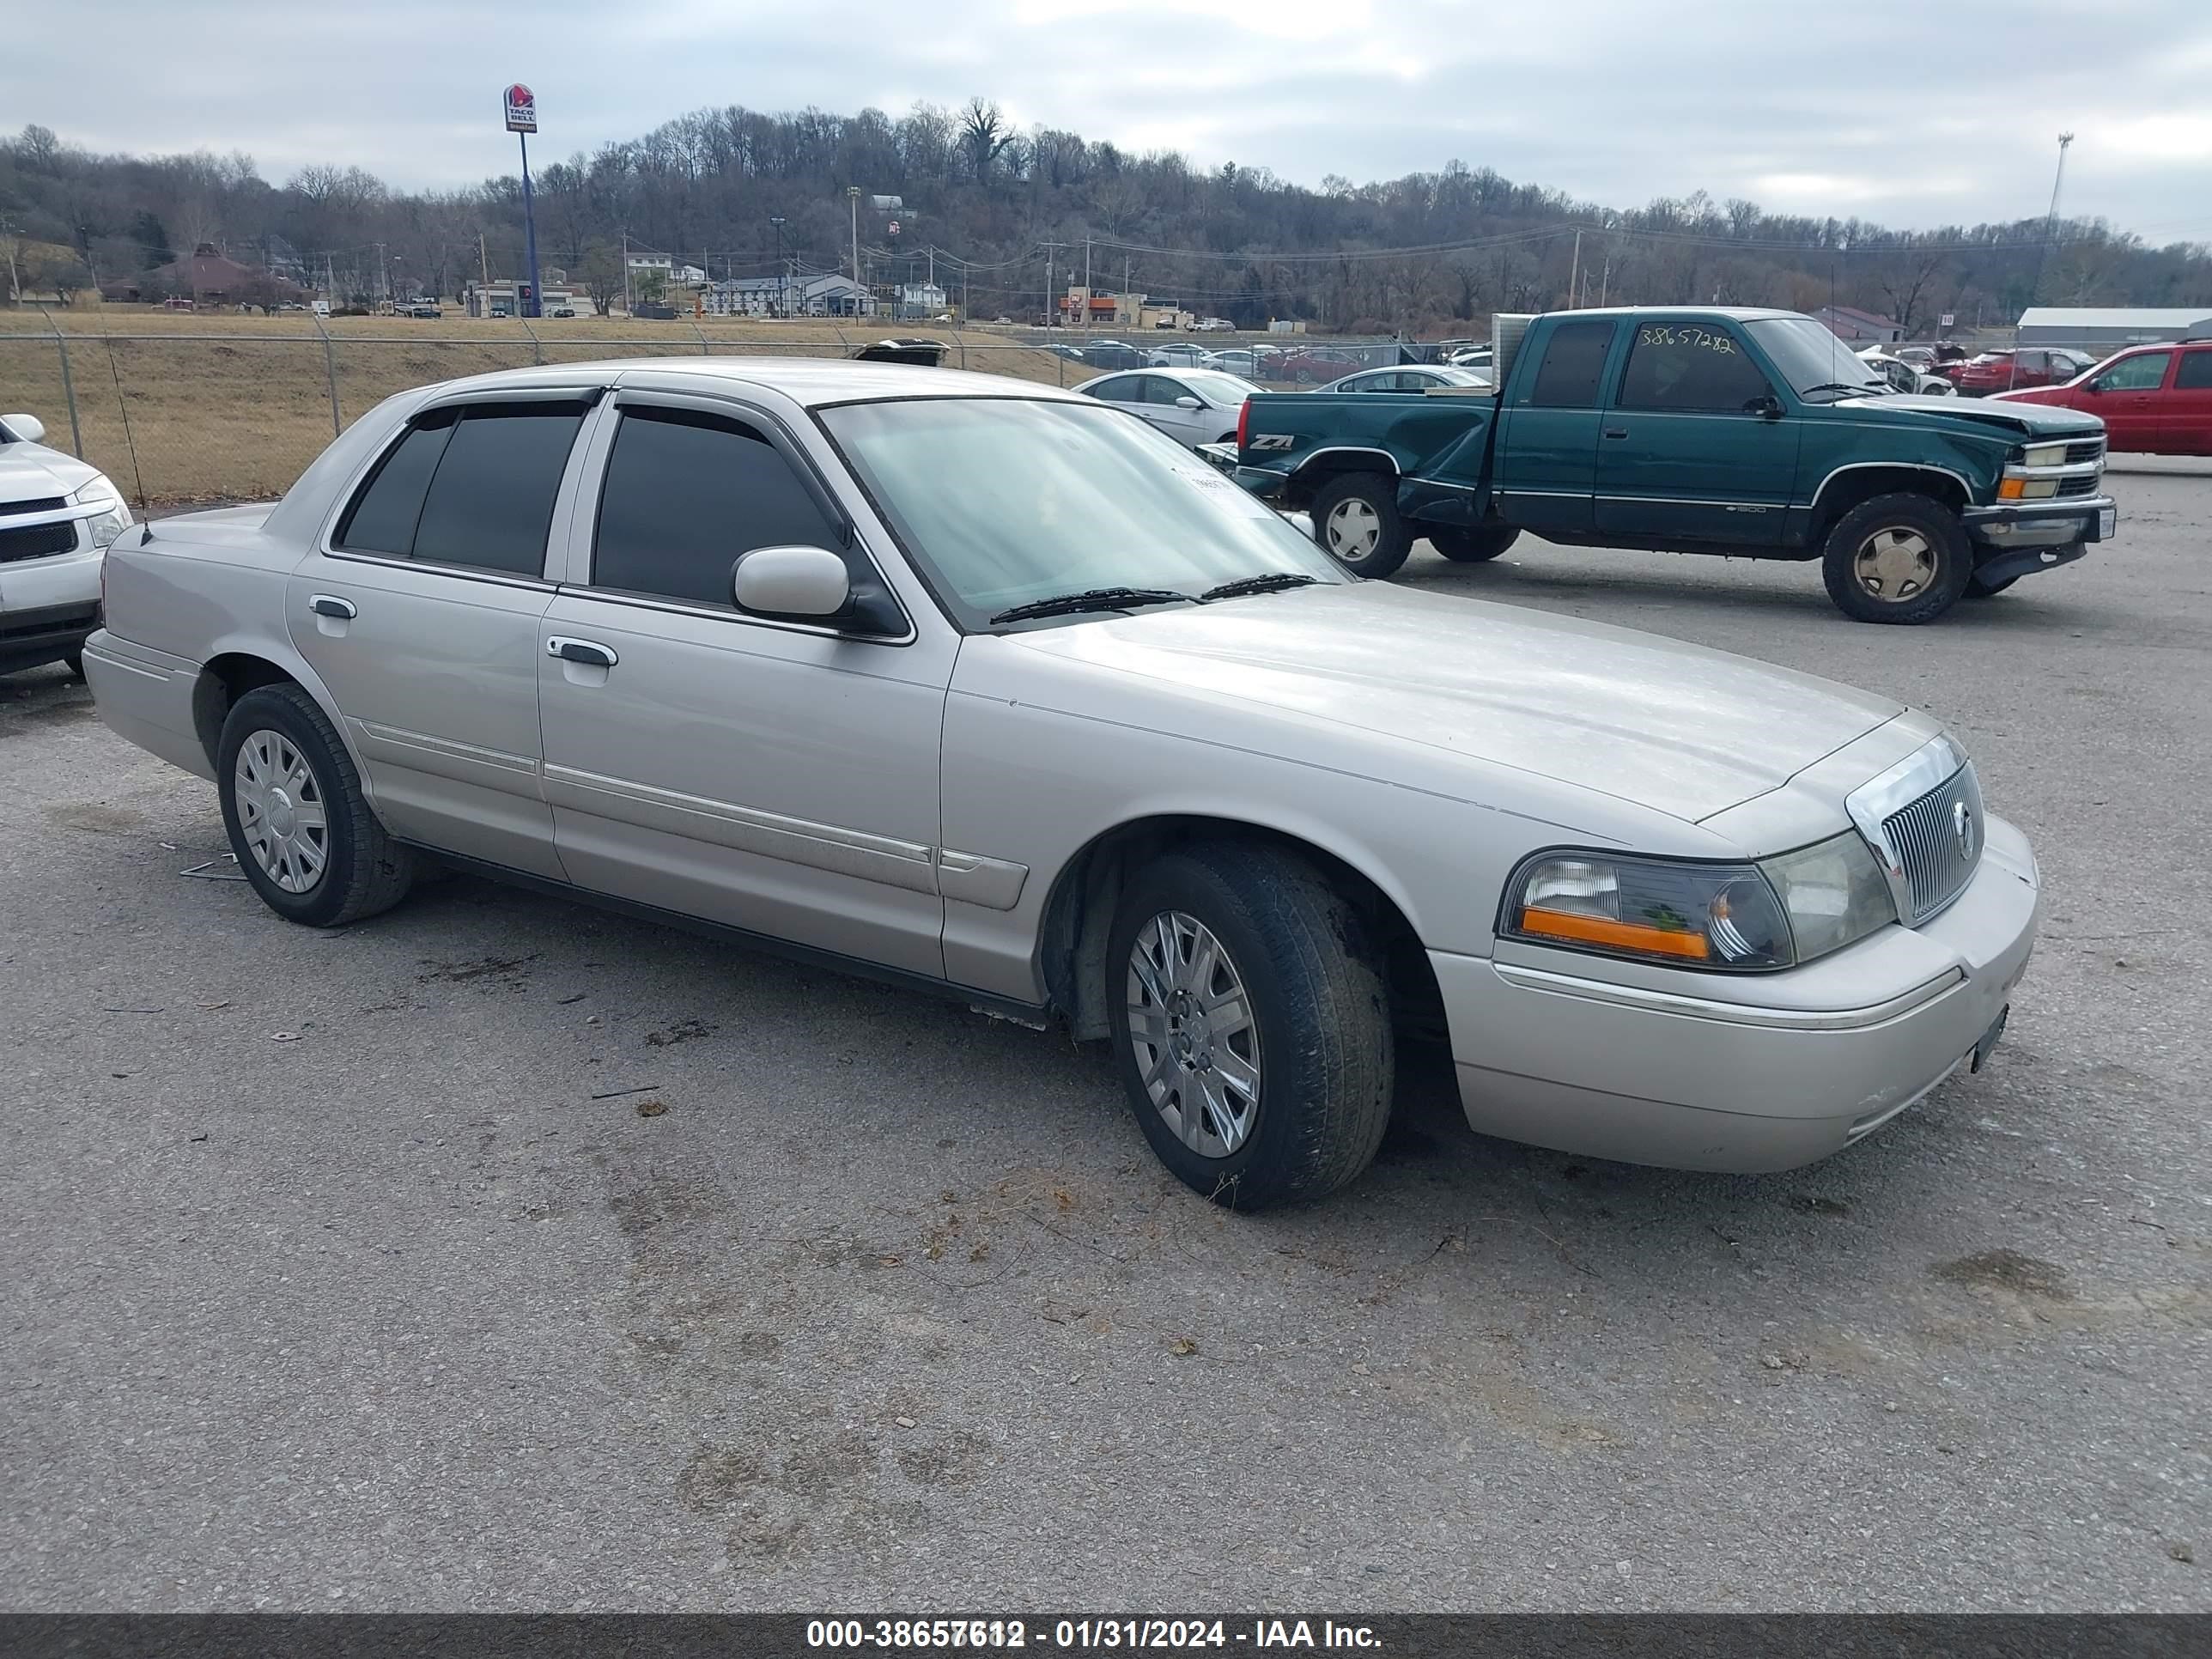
[687,316,712,356]
[38,309,84,457]
[309,312,342,438]
[518,317,544,366]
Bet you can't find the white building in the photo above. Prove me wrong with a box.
[800,274,874,318]
[897,283,948,317]
[627,252,707,285]
[2016,307,2212,350]
[704,276,795,318]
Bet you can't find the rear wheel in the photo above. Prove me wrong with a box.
[217,683,416,927]
[1108,843,1394,1209]
[1820,493,1973,624]
[1310,471,1412,578]
[1427,525,1521,563]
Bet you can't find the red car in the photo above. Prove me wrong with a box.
[1992,340,2212,455]
[1947,347,2097,396]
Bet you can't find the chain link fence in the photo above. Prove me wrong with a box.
[0,316,1421,505]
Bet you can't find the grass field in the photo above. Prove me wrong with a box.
[0,310,1094,502]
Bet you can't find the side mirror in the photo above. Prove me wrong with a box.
[2081,381,2103,396]
[1747,393,1784,421]
[732,544,852,620]
[1175,395,1203,410]
[2,413,46,444]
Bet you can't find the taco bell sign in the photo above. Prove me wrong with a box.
[503,84,537,133]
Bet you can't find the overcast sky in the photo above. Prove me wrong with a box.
[14,0,2211,244]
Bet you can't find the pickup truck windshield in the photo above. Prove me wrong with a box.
[1745,316,1888,397]
[820,398,1341,627]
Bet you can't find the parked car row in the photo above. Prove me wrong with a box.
[1993,337,2212,455]
[0,411,135,679]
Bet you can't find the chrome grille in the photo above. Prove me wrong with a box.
[1882,763,1984,922]
[2057,474,2099,497]
[2064,439,2105,466]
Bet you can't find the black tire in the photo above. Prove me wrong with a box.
[1966,568,2018,598]
[1427,524,1522,563]
[62,651,85,681]
[1820,492,1973,624]
[1106,842,1395,1210]
[1309,471,1412,578]
[216,683,415,927]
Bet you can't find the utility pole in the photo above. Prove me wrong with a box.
[1568,228,1581,310]
[769,217,786,315]
[1084,236,1091,330]
[2030,131,2076,317]
[478,232,489,291]
[621,229,633,317]
[376,241,389,301]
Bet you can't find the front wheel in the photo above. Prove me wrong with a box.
[1820,493,1973,624]
[1428,525,1521,563]
[1107,843,1395,1209]
[217,683,416,927]
[1309,471,1412,578]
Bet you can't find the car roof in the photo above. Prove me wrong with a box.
[1554,306,1801,323]
[418,356,1093,410]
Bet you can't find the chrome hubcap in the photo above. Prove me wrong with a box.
[234,729,329,894]
[1325,498,1381,561]
[1126,911,1261,1158]
[1854,527,1936,599]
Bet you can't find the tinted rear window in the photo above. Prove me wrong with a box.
[1526,321,1615,407]
[411,405,586,575]
[2176,352,2212,391]
[336,410,457,556]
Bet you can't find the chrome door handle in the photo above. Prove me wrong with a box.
[547,637,617,668]
[309,594,356,619]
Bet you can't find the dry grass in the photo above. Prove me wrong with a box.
[0,309,1087,502]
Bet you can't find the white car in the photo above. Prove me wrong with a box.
[1078,368,1258,449]
[0,412,134,678]
[1193,318,1236,332]
[1146,343,1218,370]
[1858,349,1957,397]
[82,360,2039,1208]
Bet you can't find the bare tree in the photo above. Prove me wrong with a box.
[957,99,1014,183]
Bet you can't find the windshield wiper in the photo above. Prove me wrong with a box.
[1200,572,1320,601]
[1802,381,1887,398]
[989,586,1192,624]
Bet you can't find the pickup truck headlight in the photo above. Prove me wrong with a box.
[2020,442,2069,469]
[70,477,134,549]
[1504,833,1895,972]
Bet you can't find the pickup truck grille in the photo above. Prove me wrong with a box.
[2064,438,2106,466]
[2057,474,2100,497]
[1884,763,1984,923]
[0,520,79,564]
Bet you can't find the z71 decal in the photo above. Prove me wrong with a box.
[1249,434,1294,451]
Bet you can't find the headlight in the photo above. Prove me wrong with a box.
[70,476,133,549]
[2021,442,2069,469]
[1503,835,1897,973]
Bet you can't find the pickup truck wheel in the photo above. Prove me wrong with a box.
[1310,472,1412,578]
[1820,493,1972,624]
[1108,843,1394,1210]
[217,684,416,928]
[1428,525,1521,563]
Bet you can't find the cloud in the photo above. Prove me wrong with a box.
[9,0,2210,240]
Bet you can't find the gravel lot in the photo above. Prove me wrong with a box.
[3,466,2207,1613]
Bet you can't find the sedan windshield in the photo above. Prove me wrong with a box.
[1181,370,1261,404]
[819,398,1341,627]
[1744,315,1887,396]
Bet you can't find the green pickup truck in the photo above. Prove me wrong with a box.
[1208,307,2118,623]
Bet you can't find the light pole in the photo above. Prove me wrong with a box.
[2026,132,2075,363]
[769,216,786,316]
[848,186,861,309]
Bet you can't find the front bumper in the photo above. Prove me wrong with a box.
[1962,492,2113,557]
[1431,812,2041,1172]
[0,530,104,673]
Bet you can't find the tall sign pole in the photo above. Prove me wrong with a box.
[504,83,542,319]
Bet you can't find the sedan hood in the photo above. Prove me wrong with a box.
[1006,582,1903,822]
[0,440,102,503]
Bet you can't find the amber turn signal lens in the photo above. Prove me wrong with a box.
[1996,477,2026,501]
[1517,906,1711,960]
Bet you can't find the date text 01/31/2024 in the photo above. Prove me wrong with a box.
[805,1620,1382,1650]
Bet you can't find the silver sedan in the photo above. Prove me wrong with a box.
[83,358,2040,1207]
[1314,365,1494,393]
